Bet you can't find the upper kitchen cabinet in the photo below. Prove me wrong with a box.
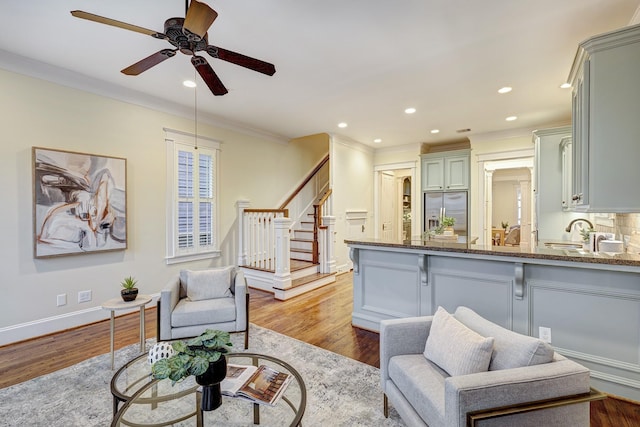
[560,136,572,211]
[533,127,571,241]
[421,149,470,192]
[568,23,640,212]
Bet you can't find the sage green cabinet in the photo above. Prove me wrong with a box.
[568,24,640,212]
[421,150,469,192]
[560,137,572,210]
[533,127,571,241]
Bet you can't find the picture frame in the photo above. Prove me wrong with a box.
[32,147,127,258]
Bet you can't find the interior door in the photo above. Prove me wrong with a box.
[380,171,396,240]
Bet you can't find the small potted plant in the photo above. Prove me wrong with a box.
[501,221,509,231]
[580,227,595,251]
[120,276,138,302]
[441,216,455,235]
[152,329,232,411]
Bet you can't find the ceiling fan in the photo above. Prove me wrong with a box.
[70,0,276,96]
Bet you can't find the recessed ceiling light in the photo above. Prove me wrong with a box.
[498,86,512,94]
[338,122,348,128]
[506,116,518,121]
[183,80,197,88]
[404,107,416,114]
[560,83,571,89]
[373,138,382,143]
[430,129,440,134]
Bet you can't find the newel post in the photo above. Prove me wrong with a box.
[273,217,292,290]
[236,200,250,267]
[320,215,337,274]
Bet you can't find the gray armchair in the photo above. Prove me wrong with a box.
[380,306,604,427]
[157,266,249,349]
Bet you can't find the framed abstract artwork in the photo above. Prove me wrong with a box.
[32,147,127,258]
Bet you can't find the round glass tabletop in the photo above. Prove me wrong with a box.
[111,352,306,427]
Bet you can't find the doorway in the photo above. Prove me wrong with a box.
[491,168,531,247]
[374,162,418,240]
[475,148,535,248]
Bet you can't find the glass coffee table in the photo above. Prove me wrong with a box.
[111,352,306,426]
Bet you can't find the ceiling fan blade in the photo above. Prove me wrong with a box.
[70,11,167,40]
[206,46,276,76]
[121,49,177,75]
[191,56,228,96]
[183,0,218,40]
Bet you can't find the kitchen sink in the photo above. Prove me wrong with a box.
[543,242,584,250]
[563,248,588,255]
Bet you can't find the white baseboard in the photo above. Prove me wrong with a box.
[0,293,159,346]
[336,262,352,274]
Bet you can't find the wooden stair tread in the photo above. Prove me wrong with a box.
[291,248,313,254]
[290,272,334,288]
[241,259,317,273]
[291,238,314,242]
[290,259,317,271]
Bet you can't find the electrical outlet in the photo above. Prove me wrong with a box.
[78,290,92,303]
[539,326,552,343]
[56,294,67,307]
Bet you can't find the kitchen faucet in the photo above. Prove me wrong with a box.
[565,218,594,233]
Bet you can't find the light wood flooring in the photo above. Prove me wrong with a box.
[0,272,639,426]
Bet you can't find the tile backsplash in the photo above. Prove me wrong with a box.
[611,213,640,254]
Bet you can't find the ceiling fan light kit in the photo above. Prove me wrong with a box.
[70,0,275,96]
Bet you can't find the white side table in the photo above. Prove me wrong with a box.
[101,294,152,369]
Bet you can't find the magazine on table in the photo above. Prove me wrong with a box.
[221,363,292,406]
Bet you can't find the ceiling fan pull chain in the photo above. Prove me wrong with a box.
[194,68,198,150]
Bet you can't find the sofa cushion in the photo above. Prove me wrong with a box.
[184,267,233,301]
[388,354,448,427]
[454,306,554,370]
[424,306,494,376]
[171,297,237,327]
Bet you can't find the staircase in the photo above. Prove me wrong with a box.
[238,208,336,299]
[237,155,336,300]
[281,212,335,299]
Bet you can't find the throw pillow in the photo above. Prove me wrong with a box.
[454,306,554,370]
[424,306,494,376]
[185,267,233,301]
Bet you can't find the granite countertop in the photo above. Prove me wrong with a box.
[344,237,640,267]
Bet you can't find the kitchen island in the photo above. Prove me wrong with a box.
[345,237,640,401]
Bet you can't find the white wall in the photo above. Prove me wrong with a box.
[0,69,325,344]
[330,135,374,273]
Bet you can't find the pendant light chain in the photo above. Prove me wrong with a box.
[194,68,198,150]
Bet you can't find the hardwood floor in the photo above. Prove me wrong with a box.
[0,272,638,426]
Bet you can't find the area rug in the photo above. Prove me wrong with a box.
[0,324,403,426]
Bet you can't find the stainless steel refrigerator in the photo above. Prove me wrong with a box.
[423,191,468,237]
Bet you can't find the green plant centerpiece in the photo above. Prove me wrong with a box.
[501,221,509,231]
[580,227,595,242]
[441,216,455,227]
[152,329,232,383]
[120,276,138,302]
[152,329,232,411]
[441,216,456,235]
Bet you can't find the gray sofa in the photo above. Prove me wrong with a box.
[157,267,249,348]
[380,306,599,427]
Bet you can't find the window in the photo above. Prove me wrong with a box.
[165,129,221,263]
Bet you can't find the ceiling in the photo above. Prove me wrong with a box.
[1,1,638,148]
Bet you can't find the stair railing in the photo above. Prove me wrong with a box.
[313,189,333,266]
[316,189,336,274]
[236,202,288,272]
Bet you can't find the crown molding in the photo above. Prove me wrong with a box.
[0,49,289,145]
